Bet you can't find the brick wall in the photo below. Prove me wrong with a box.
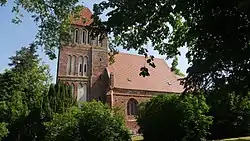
[111,88,152,134]
[90,47,109,100]
[57,32,109,102]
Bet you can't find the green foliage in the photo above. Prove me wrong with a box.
[0,45,75,141]
[42,81,76,118]
[0,0,85,59]
[171,56,185,77]
[44,101,131,141]
[137,94,212,141]
[94,0,250,94]
[206,91,250,140]
[0,123,8,141]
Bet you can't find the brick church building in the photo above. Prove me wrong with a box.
[56,7,184,133]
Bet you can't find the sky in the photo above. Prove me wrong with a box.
[0,0,189,82]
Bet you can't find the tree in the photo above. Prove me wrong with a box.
[0,44,75,141]
[171,56,185,77]
[44,101,131,141]
[137,94,212,141]
[93,0,250,94]
[42,82,76,119]
[0,0,86,59]
[0,44,51,141]
[206,90,250,140]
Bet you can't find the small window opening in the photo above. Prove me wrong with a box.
[82,31,85,44]
[100,58,102,61]
[75,29,79,43]
[84,64,87,72]
[79,64,82,73]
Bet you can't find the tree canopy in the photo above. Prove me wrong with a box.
[137,94,212,141]
[2,0,250,94]
[0,44,76,141]
[0,0,85,59]
[93,0,250,94]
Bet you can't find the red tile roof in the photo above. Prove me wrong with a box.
[107,53,184,93]
[71,7,93,26]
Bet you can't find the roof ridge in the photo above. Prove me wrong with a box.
[118,52,166,61]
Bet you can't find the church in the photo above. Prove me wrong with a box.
[56,7,184,133]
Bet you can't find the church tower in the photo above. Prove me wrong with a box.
[57,7,109,102]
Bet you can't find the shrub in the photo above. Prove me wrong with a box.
[44,101,131,141]
[137,94,213,141]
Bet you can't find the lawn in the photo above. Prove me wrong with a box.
[131,136,250,141]
[132,135,143,141]
[220,137,250,141]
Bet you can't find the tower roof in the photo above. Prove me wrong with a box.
[71,7,93,26]
[107,53,184,93]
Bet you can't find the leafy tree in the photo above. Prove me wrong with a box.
[0,44,75,141]
[44,101,131,141]
[206,90,250,140]
[93,0,250,94]
[42,81,76,119]
[0,44,51,141]
[137,94,212,141]
[171,56,185,77]
[0,0,86,59]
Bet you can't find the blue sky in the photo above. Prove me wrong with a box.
[0,0,189,82]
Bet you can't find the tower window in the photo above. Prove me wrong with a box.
[79,64,82,72]
[71,83,75,97]
[75,29,79,43]
[82,30,86,44]
[98,35,102,46]
[71,55,76,75]
[67,55,72,75]
[77,83,87,102]
[87,31,91,45]
[96,35,99,46]
[83,56,88,76]
[84,64,87,72]
[78,56,83,76]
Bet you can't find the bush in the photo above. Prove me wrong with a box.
[137,94,213,141]
[44,101,131,141]
[206,91,250,140]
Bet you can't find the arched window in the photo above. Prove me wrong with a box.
[87,31,92,45]
[127,98,138,115]
[100,37,105,47]
[83,56,88,76]
[70,28,74,42]
[75,29,79,43]
[82,30,86,44]
[78,56,83,76]
[98,35,102,46]
[65,82,70,94]
[67,55,71,75]
[96,35,99,46]
[71,83,75,97]
[77,83,87,101]
[71,55,76,75]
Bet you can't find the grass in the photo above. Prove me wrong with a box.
[220,137,250,141]
[132,135,143,141]
[131,136,250,141]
